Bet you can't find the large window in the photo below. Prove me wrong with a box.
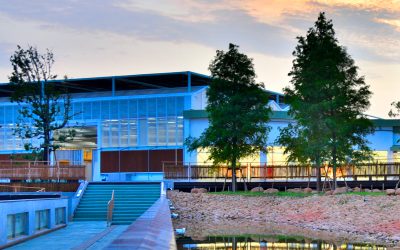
[0,94,186,150]
[7,213,28,239]
[35,209,49,231]
[101,96,185,148]
[55,207,66,225]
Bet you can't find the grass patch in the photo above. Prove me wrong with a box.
[211,191,266,197]
[209,191,386,197]
[344,191,385,196]
[210,191,314,197]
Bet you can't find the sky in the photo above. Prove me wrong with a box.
[0,0,398,118]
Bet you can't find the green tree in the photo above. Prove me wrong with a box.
[9,46,76,162]
[185,43,271,191]
[279,13,373,190]
[389,102,400,117]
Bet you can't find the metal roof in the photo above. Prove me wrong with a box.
[0,71,211,97]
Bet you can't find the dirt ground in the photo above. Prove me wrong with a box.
[168,191,400,246]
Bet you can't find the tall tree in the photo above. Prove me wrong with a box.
[9,46,75,162]
[279,13,373,189]
[185,43,271,191]
[389,102,400,117]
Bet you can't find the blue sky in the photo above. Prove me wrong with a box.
[0,0,399,118]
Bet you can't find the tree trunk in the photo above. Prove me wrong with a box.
[43,130,51,164]
[316,158,322,192]
[332,135,337,190]
[232,159,237,192]
[43,146,49,163]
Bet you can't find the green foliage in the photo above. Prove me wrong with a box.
[185,43,271,191]
[277,13,374,188]
[389,101,400,117]
[212,191,314,197]
[9,46,76,162]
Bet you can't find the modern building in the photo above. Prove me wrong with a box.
[0,71,398,182]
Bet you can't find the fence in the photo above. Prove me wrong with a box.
[163,162,400,181]
[0,161,86,181]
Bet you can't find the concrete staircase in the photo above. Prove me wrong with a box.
[74,183,161,225]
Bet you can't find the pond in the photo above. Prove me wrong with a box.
[176,235,386,250]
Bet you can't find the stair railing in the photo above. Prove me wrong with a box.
[107,190,115,227]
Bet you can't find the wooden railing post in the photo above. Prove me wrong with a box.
[28,161,31,180]
[107,190,115,227]
[57,161,60,182]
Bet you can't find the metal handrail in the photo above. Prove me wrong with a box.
[107,190,115,227]
[0,184,46,192]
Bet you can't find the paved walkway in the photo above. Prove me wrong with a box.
[105,197,176,250]
[7,222,128,250]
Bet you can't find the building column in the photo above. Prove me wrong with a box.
[92,121,102,181]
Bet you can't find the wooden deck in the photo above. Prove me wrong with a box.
[0,161,86,181]
[163,162,400,182]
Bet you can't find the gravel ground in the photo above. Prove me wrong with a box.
[168,191,400,246]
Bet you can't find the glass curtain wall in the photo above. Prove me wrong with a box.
[0,95,185,151]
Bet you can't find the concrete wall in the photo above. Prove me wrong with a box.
[0,197,68,246]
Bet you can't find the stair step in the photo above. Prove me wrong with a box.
[74,183,159,222]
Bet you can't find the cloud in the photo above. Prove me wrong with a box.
[0,0,398,118]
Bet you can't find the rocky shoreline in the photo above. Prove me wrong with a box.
[168,191,400,246]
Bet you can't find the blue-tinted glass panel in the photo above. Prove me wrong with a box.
[176,97,184,115]
[110,100,119,119]
[157,117,167,145]
[166,97,175,117]
[138,99,147,118]
[102,122,110,147]
[129,100,137,119]
[120,120,129,147]
[73,102,83,120]
[148,118,156,146]
[147,98,156,117]
[92,101,101,119]
[101,101,110,120]
[119,100,129,119]
[83,102,92,119]
[157,98,167,117]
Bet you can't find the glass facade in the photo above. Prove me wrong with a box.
[7,213,28,239]
[98,97,184,148]
[0,95,185,150]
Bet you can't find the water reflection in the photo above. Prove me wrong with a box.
[176,235,386,250]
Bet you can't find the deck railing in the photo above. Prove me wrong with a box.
[163,162,400,181]
[107,190,115,227]
[0,160,86,181]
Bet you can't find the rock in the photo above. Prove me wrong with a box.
[191,188,207,193]
[353,187,361,192]
[287,188,302,193]
[364,189,372,192]
[395,189,400,195]
[332,187,349,195]
[325,190,333,195]
[386,189,396,195]
[303,187,313,193]
[264,188,279,194]
[251,187,264,192]
[372,189,381,193]
[333,189,346,195]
